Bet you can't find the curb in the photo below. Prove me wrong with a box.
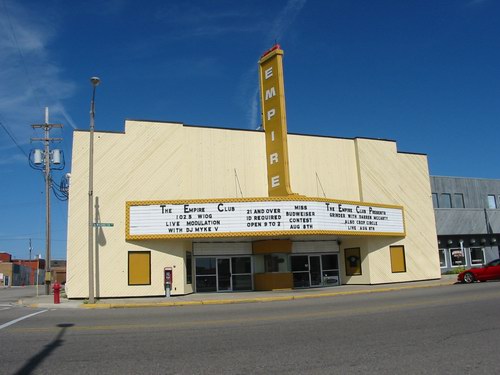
[78,280,456,309]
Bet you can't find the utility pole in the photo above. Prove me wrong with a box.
[29,238,32,285]
[88,77,100,304]
[36,254,40,296]
[31,108,62,295]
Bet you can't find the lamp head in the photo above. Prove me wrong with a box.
[90,76,101,87]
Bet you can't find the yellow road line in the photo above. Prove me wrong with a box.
[12,289,499,334]
[79,281,456,309]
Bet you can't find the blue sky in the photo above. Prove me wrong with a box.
[1,0,499,260]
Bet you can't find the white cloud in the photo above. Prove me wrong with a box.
[237,66,261,130]
[269,0,308,42]
[154,3,261,39]
[0,1,76,159]
[246,0,308,130]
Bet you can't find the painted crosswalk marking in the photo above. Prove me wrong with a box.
[0,310,48,330]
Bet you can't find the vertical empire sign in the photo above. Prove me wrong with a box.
[259,45,295,197]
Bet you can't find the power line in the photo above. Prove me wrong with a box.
[0,237,67,242]
[0,119,29,157]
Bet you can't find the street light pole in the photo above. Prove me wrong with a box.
[88,76,100,304]
[36,254,40,297]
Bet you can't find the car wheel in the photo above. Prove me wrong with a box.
[463,272,475,283]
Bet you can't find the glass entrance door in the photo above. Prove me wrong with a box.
[231,257,252,291]
[309,256,322,286]
[217,258,232,291]
[196,256,252,293]
[291,255,310,288]
[291,254,340,288]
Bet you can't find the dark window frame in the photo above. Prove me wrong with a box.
[469,247,485,266]
[264,253,288,273]
[195,257,217,293]
[440,193,452,208]
[438,249,447,268]
[453,193,465,208]
[487,195,497,209]
[449,248,465,267]
[186,251,192,284]
[344,248,362,276]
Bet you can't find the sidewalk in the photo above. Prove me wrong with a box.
[18,275,458,309]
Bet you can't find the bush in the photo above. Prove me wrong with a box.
[443,267,465,275]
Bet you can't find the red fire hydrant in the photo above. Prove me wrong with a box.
[53,281,61,304]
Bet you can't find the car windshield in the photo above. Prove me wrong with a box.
[487,259,500,267]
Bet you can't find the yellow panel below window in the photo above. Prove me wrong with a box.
[254,272,293,290]
[252,239,292,254]
[390,246,406,273]
[129,252,151,285]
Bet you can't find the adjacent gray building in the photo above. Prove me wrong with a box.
[431,176,500,273]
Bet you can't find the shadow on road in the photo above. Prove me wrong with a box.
[14,323,74,375]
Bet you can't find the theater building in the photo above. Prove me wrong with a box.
[65,47,440,298]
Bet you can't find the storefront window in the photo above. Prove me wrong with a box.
[231,257,251,274]
[195,258,217,292]
[291,255,310,288]
[263,254,289,272]
[438,249,446,268]
[195,256,252,292]
[186,252,192,284]
[345,248,362,276]
[196,258,216,275]
[232,275,252,291]
[196,276,216,292]
[321,254,340,285]
[291,254,340,288]
[291,256,308,272]
[449,248,465,267]
[470,247,485,265]
[322,254,338,270]
[231,257,252,291]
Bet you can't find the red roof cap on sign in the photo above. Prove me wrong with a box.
[261,44,281,58]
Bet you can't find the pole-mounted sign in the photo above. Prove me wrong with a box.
[259,45,295,197]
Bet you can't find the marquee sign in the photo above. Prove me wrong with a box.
[259,45,295,196]
[126,197,405,240]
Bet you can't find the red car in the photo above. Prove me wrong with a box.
[458,259,500,283]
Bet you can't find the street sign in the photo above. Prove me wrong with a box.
[93,223,114,227]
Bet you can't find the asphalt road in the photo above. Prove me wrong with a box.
[1,283,500,374]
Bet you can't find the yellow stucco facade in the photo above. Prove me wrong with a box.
[65,120,440,299]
